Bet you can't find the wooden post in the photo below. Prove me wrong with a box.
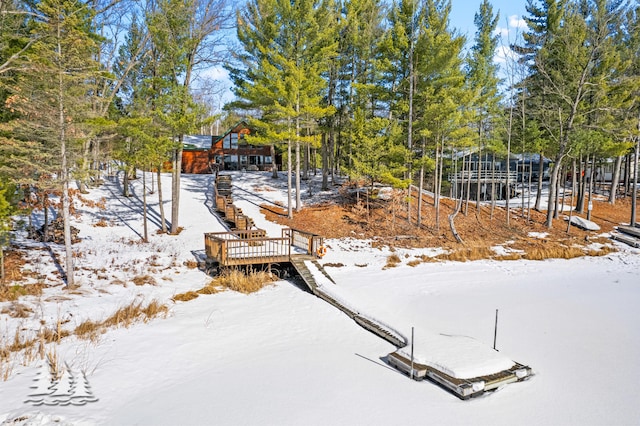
[493,309,499,351]
[410,327,415,380]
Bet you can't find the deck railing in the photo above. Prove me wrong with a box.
[283,228,324,256]
[204,231,290,266]
[205,228,323,266]
[448,170,517,183]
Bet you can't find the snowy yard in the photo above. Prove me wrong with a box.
[1,171,639,425]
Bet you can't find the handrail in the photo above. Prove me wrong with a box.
[448,171,517,181]
[283,228,324,256]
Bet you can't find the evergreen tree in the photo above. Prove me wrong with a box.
[466,0,501,214]
[230,0,336,218]
[0,179,14,282]
[10,0,103,287]
[516,0,628,228]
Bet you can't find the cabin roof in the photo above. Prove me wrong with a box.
[212,120,250,144]
[183,135,213,150]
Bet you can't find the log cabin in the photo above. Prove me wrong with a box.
[181,121,279,174]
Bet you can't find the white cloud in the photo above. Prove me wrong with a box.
[508,14,527,30]
[494,27,510,38]
[494,44,518,65]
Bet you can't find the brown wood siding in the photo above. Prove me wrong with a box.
[182,150,211,174]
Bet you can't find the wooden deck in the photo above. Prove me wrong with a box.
[204,227,324,267]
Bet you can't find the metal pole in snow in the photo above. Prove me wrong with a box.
[410,327,414,380]
[493,309,499,350]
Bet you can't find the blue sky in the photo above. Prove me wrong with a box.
[451,0,528,41]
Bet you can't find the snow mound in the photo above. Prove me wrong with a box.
[565,215,600,231]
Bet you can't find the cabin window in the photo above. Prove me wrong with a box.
[230,133,238,149]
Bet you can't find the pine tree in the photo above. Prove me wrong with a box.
[0,180,13,282]
[516,0,628,228]
[10,0,103,287]
[230,0,336,218]
[412,0,470,230]
[466,0,501,215]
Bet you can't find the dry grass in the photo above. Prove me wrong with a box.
[172,291,200,302]
[1,298,171,377]
[0,283,44,302]
[183,260,199,269]
[383,254,402,269]
[262,185,633,262]
[93,218,108,227]
[196,282,222,295]
[407,259,422,267]
[1,302,33,318]
[493,252,524,261]
[522,245,587,260]
[74,300,168,341]
[213,269,277,294]
[416,254,438,263]
[131,275,157,286]
[437,247,494,262]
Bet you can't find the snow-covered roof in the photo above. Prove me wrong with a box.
[183,135,213,150]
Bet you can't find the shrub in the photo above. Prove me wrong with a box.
[131,275,157,286]
[383,254,402,269]
[172,291,200,302]
[213,269,276,294]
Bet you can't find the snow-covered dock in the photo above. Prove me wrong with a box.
[295,259,532,399]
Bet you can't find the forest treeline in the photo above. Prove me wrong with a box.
[0,0,639,285]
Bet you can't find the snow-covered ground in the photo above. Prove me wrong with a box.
[1,170,639,425]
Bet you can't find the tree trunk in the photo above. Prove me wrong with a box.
[609,155,622,205]
[322,132,329,191]
[43,193,49,243]
[575,154,584,212]
[490,153,496,220]
[295,140,301,212]
[270,144,278,178]
[566,160,577,233]
[553,163,561,219]
[534,153,544,211]
[157,166,167,233]
[1,245,4,282]
[123,166,130,197]
[143,168,148,242]
[545,158,562,228]
[631,136,639,226]
[303,142,309,180]
[464,154,471,216]
[58,30,74,288]
[287,139,292,219]
[170,145,182,234]
[434,140,441,231]
[417,140,425,227]
[624,153,631,196]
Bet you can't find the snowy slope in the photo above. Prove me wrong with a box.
[0,170,639,426]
